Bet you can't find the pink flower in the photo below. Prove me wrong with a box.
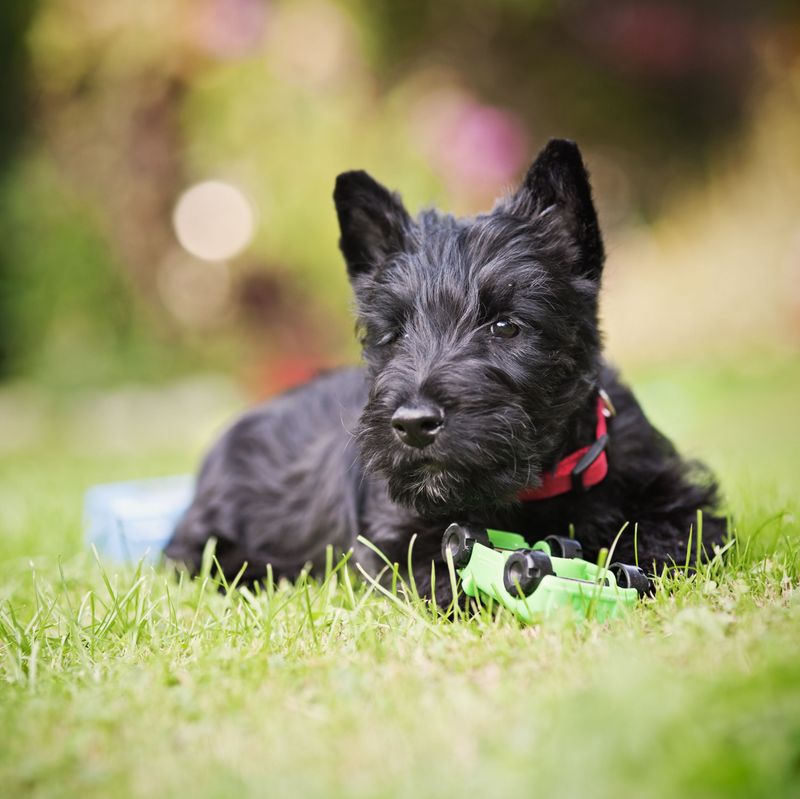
[194,0,269,60]
[413,90,528,193]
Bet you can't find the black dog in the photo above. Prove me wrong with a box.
[165,139,727,602]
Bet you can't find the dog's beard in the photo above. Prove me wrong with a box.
[357,407,544,516]
[385,461,529,515]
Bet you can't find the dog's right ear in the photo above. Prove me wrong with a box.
[333,170,411,280]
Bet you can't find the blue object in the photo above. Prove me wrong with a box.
[84,475,194,563]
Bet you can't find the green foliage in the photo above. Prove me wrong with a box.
[0,155,128,380]
[2,0,799,384]
[0,155,237,387]
[180,57,446,318]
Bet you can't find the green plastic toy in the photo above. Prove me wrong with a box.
[441,523,652,624]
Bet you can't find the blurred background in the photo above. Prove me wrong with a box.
[0,0,799,513]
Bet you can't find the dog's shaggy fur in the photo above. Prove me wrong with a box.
[165,139,727,602]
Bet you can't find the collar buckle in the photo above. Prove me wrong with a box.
[570,433,609,492]
[598,388,616,418]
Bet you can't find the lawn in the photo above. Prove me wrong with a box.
[1,358,799,799]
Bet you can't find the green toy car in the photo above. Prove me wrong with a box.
[441,523,652,624]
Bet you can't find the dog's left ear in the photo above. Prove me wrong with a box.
[333,170,412,281]
[510,139,604,281]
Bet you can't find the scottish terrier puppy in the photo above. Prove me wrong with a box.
[165,139,727,602]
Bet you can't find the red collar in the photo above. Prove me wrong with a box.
[518,390,614,502]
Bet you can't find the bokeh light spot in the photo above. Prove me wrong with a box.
[173,180,255,262]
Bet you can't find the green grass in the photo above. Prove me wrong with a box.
[1,359,799,799]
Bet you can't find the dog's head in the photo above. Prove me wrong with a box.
[334,139,605,516]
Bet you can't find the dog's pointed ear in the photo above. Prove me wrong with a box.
[333,170,412,280]
[510,139,604,281]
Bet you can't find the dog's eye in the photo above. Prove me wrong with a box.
[377,330,402,347]
[489,319,520,339]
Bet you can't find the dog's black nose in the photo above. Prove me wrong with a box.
[391,403,445,448]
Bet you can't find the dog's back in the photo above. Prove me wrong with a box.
[165,366,368,581]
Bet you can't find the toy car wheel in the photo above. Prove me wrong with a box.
[544,535,583,559]
[503,549,554,597]
[609,562,653,597]
[441,523,491,569]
